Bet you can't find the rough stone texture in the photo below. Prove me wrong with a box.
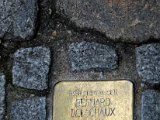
[142,90,160,120]
[0,0,38,40]
[56,0,160,43]
[0,73,5,120]
[136,44,160,84]
[10,97,46,120]
[12,46,51,90]
[68,41,118,71]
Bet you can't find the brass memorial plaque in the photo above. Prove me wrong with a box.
[53,81,133,120]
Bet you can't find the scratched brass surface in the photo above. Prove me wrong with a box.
[53,81,133,120]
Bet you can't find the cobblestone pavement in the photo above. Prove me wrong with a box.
[0,0,160,120]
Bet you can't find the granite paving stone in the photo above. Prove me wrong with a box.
[136,44,160,84]
[0,0,38,40]
[12,46,51,90]
[68,41,118,71]
[56,0,160,43]
[0,73,5,120]
[142,90,160,120]
[10,97,46,120]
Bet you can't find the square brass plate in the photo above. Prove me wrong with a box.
[53,81,133,120]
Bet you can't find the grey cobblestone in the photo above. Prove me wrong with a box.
[12,46,51,90]
[142,90,160,120]
[0,73,5,120]
[68,41,118,71]
[0,0,38,40]
[56,0,160,43]
[10,97,46,120]
[136,44,160,84]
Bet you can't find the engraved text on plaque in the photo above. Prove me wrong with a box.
[53,81,133,120]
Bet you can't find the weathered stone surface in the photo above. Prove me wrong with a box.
[11,97,46,120]
[56,0,160,43]
[12,47,51,90]
[142,90,160,120]
[136,44,160,84]
[0,0,38,40]
[0,73,5,120]
[68,41,118,71]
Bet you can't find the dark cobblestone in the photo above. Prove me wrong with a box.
[68,41,118,71]
[10,97,46,120]
[56,0,160,43]
[142,90,160,120]
[12,46,51,90]
[0,0,38,40]
[136,44,160,84]
[0,73,5,120]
